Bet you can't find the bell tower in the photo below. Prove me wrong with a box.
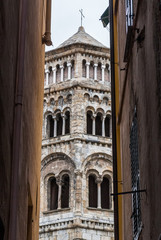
[39,26,114,240]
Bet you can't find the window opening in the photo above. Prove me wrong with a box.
[87,111,93,134]
[57,113,63,136]
[101,177,110,209]
[65,111,70,134]
[61,175,69,208]
[89,175,97,208]
[50,177,58,210]
[105,116,110,137]
[96,112,102,136]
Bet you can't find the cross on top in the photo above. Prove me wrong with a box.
[79,9,85,26]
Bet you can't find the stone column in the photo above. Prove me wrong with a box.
[86,62,90,79]
[45,69,49,85]
[74,170,82,215]
[53,116,57,137]
[96,177,102,209]
[52,67,56,84]
[56,178,63,209]
[94,63,98,80]
[62,114,65,135]
[67,62,72,79]
[92,114,96,135]
[101,65,105,82]
[60,65,64,82]
[102,115,106,137]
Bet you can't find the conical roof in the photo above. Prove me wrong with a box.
[57,26,107,49]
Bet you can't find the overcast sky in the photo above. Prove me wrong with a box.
[46,0,109,52]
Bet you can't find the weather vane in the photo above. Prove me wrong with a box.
[79,9,85,27]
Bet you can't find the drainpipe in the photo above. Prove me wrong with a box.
[42,0,52,46]
[109,0,119,239]
[8,1,27,240]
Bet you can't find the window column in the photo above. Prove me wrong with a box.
[52,67,56,84]
[56,178,63,210]
[53,116,57,137]
[60,65,64,82]
[62,114,66,135]
[86,62,90,79]
[94,63,98,80]
[102,115,106,137]
[67,62,72,79]
[101,65,105,82]
[92,114,96,135]
[45,69,49,85]
[96,177,102,209]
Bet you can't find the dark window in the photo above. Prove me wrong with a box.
[50,177,58,210]
[47,115,54,138]
[101,177,110,209]
[130,111,141,238]
[63,62,68,80]
[97,63,102,81]
[89,62,94,79]
[87,111,93,134]
[89,175,97,208]
[71,60,75,78]
[82,60,86,77]
[57,113,63,136]
[56,65,61,83]
[96,113,102,136]
[105,116,110,137]
[65,111,70,134]
[61,175,70,208]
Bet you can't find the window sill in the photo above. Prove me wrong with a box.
[87,207,113,212]
[43,208,70,214]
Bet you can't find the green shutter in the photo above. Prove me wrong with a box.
[100,7,109,27]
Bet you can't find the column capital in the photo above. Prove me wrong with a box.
[45,69,50,73]
[60,65,64,69]
[86,62,90,66]
[52,67,56,71]
[92,113,97,119]
[67,62,72,67]
[56,177,63,186]
[94,63,98,67]
[101,65,106,69]
[95,177,103,184]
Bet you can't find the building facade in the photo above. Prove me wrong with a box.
[0,0,52,240]
[109,0,161,239]
[39,27,114,240]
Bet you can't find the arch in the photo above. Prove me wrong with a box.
[105,115,111,137]
[56,113,63,136]
[93,95,99,103]
[65,110,70,134]
[88,174,97,208]
[82,59,86,77]
[86,106,95,114]
[66,94,72,104]
[63,62,68,81]
[56,64,61,83]
[87,110,93,134]
[95,112,102,136]
[50,98,55,106]
[84,93,90,101]
[58,96,64,106]
[71,60,75,79]
[49,66,53,84]
[97,62,102,81]
[103,97,108,105]
[101,176,110,209]
[48,176,58,210]
[43,99,47,108]
[47,115,54,138]
[89,61,94,79]
[61,174,70,208]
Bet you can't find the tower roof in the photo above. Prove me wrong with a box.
[57,26,107,49]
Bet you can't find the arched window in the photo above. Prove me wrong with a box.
[89,61,94,79]
[47,115,54,138]
[93,95,99,103]
[58,96,64,106]
[57,113,63,136]
[49,66,53,84]
[49,177,58,210]
[56,64,61,83]
[61,174,70,208]
[63,62,68,80]
[87,111,93,134]
[101,177,110,209]
[71,60,75,78]
[105,64,109,82]
[65,111,70,134]
[89,175,97,208]
[96,112,102,136]
[105,115,110,137]
[97,63,102,81]
[82,59,86,77]
[66,94,72,104]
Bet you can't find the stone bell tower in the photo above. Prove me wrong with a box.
[39,26,114,240]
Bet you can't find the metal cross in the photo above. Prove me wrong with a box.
[79,9,85,26]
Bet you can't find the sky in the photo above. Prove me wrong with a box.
[46,0,110,52]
